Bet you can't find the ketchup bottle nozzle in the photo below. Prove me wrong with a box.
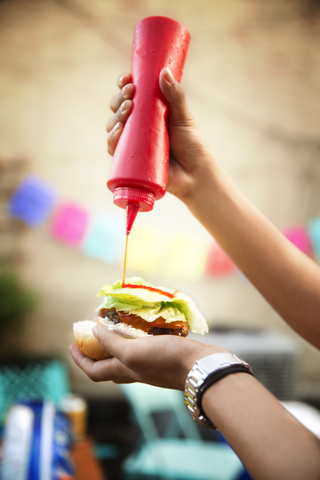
[126,203,139,235]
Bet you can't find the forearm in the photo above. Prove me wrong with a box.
[185,161,320,348]
[202,373,320,480]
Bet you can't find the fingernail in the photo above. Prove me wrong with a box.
[93,326,99,338]
[118,74,126,86]
[164,67,176,85]
[122,84,130,99]
[120,100,127,112]
[112,121,121,132]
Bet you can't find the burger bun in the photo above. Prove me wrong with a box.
[73,318,148,361]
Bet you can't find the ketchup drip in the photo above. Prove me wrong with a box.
[122,234,129,286]
[121,283,178,299]
[122,204,138,285]
[121,197,178,299]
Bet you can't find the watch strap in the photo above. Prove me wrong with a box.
[197,364,254,424]
[184,352,253,429]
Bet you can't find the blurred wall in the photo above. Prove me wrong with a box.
[0,0,320,398]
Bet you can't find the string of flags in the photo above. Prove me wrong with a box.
[7,175,320,281]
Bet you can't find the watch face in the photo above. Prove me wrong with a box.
[197,352,244,372]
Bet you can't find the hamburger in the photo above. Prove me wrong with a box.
[73,277,208,360]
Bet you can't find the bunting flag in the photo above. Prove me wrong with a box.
[126,225,165,276]
[7,176,56,227]
[282,225,312,257]
[7,175,320,281]
[162,234,209,281]
[82,215,125,264]
[50,202,89,248]
[308,218,320,258]
[206,241,236,277]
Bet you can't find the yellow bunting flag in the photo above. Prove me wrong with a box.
[126,225,165,276]
[162,234,209,281]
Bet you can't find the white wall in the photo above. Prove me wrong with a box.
[1,0,319,398]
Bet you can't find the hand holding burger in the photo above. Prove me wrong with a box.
[73,277,208,361]
[69,326,227,390]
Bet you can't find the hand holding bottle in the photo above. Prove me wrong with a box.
[106,67,218,206]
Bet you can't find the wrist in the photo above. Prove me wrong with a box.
[183,158,225,213]
[179,344,230,391]
[201,371,257,430]
[184,352,253,429]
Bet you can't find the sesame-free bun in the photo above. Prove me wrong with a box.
[73,320,111,360]
[73,318,148,361]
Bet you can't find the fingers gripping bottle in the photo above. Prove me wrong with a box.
[107,16,190,234]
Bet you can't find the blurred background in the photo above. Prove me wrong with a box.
[1,0,320,478]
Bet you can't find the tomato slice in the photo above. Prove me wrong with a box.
[118,311,188,336]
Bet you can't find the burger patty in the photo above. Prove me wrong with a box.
[98,308,188,337]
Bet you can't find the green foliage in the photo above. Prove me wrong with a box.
[0,266,38,332]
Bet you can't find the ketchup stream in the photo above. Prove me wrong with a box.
[122,233,129,286]
[122,205,177,299]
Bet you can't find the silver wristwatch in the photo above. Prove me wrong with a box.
[184,352,253,429]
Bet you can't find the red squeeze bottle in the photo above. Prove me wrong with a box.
[107,16,190,235]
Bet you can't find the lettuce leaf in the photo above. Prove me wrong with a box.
[96,277,208,335]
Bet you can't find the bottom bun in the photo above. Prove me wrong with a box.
[73,318,148,360]
[73,320,111,360]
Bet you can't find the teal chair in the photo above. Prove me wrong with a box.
[0,357,70,425]
[121,383,245,480]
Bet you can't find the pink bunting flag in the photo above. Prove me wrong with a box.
[206,241,236,277]
[282,225,312,257]
[50,202,89,248]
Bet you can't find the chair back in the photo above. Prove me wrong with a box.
[120,383,201,442]
[0,357,70,424]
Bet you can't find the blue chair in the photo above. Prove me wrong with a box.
[121,383,246,480]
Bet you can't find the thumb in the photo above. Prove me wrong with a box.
[93,324,131,359]
[159,67,195,127]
